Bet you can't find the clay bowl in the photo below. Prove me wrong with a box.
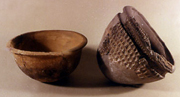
[7,30,87,82]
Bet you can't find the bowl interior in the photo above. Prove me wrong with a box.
[10,30,87,53]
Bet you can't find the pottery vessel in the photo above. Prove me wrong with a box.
[7,30,87,82]
[97,6,175,84]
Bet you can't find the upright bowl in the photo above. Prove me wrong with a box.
[7,30,87,82]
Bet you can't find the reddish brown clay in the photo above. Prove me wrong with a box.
[7,30,87,82]
[97,6,175,84]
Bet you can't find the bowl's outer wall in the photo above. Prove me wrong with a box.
[13,50,82,82]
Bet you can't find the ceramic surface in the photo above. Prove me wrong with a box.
[7,30,87,82]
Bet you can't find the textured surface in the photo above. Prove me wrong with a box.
[97,6,174,84]
[100,23,140,69]
[1,0,180,97]
[97,15,165,84]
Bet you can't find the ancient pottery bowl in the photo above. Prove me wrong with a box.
[97,6,175,84]
[7,30,87,82]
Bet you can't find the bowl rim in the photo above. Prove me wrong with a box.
[7,30,87,56]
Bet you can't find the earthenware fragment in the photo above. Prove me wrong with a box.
[97,6,175,84]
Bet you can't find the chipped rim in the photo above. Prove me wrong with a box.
[121,6,175,73]
[7,30,87,56]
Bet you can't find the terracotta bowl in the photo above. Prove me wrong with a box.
[7,30,87,82]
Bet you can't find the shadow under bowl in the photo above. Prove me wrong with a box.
[7,30,87,82]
